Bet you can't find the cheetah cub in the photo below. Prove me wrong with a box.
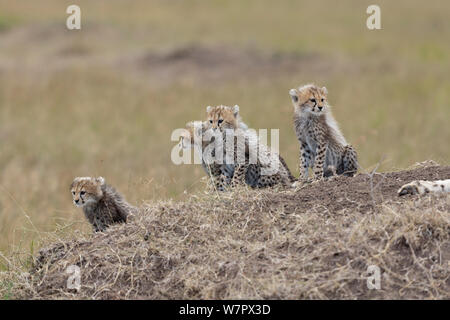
[205,105,294,189]
[398,179,450,196]
[289,84,358,183]
[70,177,137,232]
[179,121,235,190]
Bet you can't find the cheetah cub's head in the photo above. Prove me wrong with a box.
[179,121,204,150]
[70,177,105,207]
[289,84,328,116]
[206,105,240,132]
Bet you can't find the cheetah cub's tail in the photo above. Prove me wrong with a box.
[278,155,296,183]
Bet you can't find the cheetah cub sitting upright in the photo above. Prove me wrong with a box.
[179,120,235,191]
[205,105,294,189]
[289,84,358,183]
[70,177,137,232]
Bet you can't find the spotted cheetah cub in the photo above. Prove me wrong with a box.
[70,177,137,232]
[179,121,235,190]
[289,84,358,183]
[398,179,450,196]
[205,105,294,189]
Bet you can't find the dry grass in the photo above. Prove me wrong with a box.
[1,165,449,299]
[0,0,449,298]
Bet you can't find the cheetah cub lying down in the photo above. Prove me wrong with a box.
[289,84,358,184]
[398,179,450,196]
[71,177,137,232]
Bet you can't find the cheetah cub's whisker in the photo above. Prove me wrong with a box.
[289,84,358,184]
[70,177,138,232]
[398,179,450,196]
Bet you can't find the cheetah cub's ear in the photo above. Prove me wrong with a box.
[289,89,299,103]
[233,105,240,118]
[96,177,105,185]
[206,105,212,113]
[321,86,328,95]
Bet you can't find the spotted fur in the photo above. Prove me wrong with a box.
[205,105,294,189]
[179,121,234,191]
[398,179,450,196]
[290,84,358,183]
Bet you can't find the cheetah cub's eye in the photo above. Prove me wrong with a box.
[209,120,213,124]
[80,191,86,196]
[72,191,75,195]
[321,98,325,102]
[218,119,223,124]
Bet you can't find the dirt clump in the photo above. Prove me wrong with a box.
[266,164,450,215]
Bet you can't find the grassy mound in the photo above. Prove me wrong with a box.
[2,165,449,299]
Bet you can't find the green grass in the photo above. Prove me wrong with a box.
[0,13,20,31]
[0,281,13,300]
[0,0,449,259]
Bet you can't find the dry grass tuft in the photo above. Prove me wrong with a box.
[1,0,449,254]
[1,166,449,299]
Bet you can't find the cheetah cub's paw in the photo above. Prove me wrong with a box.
[398,181,421,196]
[292,179,310,189]
[291,181,301,189]
[311,177,324,184]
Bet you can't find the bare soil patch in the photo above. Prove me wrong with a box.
[125,45,330,84]
[267,164,450,215]
[0,24,340,84]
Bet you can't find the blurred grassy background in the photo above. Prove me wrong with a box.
[0,0,449,258]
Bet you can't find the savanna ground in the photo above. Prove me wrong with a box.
[3,164,450,299]
[0,0,449,299]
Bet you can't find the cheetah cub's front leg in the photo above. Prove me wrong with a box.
[293,142,311,188]
[213,173,229,192]
[231,164,248,187]
[312,137,327,181]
